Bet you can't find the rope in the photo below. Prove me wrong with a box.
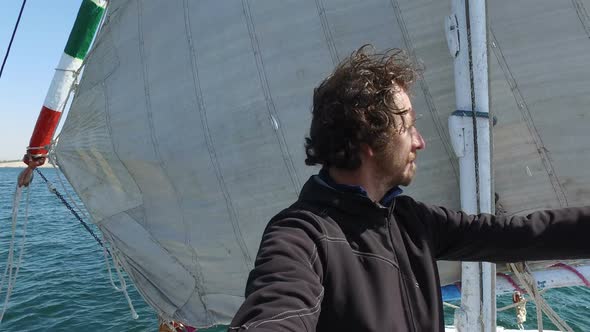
[512,291,527,330]
[0,183,31,324]
[47,155,127,291]
[498,301,527,313]
[110,250,139,319]
[23,0,138,320]
[102,234,124,292]
[443,302,460,310]
[24,0,107,255]
[34,165,138,319]
[496,289,547,312]
[509,263,574,332]
[48,155,106,255]
[34,168,111,257]
[0,0,27,79]
[463,0,482,213]
[510,263,544,331]
[497,272,525,294]
[516,302,526,330]
[47,154,94,234]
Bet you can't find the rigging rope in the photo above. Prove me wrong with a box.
[512,291,527,330]
[451,265,579,330]
[496,289,548,313]
[497,272,525,294]
[108,244,139,319]
[34,165,138,319]
[509,262,574,332]
[463,0,482,213]
[6,0,138,320]
[0,0,27,80]
[34,168,111,257]
[443,302,460,310]
[0,183,30,324]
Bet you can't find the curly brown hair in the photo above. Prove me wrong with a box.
[304,45,420,170]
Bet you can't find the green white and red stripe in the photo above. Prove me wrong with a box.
[27,0,106,159]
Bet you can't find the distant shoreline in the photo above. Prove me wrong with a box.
[0,160,54,168]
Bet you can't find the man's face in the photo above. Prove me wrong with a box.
[373,88,426,188]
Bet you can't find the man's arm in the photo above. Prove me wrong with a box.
[415,200,590,262]
[229,213,325,331]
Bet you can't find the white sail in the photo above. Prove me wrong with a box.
[54,0,590,327]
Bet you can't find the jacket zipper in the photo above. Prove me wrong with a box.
[387,198,418,332]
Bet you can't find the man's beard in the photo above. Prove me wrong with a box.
[374,148,406,188]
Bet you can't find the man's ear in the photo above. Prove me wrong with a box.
[360,143,375,159]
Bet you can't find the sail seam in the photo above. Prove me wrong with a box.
[137,1,190,262]
[181,1,254,277]
[182,0,261,322]
[389,0,460,182]
[99,24,203,319]
[241,0,302,193]
[137,1,214,323]
[489,29,568,207]
[138,1,195,269]
[102,226,189,320]
[103,81,146,225]
[178,0,227,324]
[314,0,339,65]
[571,0,590,39]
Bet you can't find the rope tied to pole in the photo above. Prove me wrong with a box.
[509,262,574,332]
[512,291,527,330]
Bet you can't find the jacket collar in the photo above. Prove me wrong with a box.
[317,168,403,207]
[298,173,400,221]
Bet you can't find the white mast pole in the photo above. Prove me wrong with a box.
[469,1,496,331]
[447,0,495,331]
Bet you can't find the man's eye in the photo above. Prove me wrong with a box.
[411,114,424,128]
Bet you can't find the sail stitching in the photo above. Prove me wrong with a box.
[314,0,339,65]
[178,0,228,324]
[137,1,191,271]
[102,79,147,228]
[137,1,214,323]
[103,214,198,322]
[94,22,167,318]
[389,0,460,182]
[571,0,590,39]
[241,0,302,193]
[489,29,568,207]
[182,1,261,324]
[181,2,254,273]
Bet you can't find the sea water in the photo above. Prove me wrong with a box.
[0,168,589,331]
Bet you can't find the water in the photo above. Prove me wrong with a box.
[1,168,589,331]
[444,286,590,331]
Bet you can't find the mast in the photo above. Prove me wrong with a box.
[447,0,495,331]
[18,0,106,187]
[24,0,106,162]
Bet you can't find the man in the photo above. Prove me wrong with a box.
[228,46,590,331]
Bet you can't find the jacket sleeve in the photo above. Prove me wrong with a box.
[415,200,590,263]
[229,212,325,331]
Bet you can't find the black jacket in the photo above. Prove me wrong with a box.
[229,175,590,331]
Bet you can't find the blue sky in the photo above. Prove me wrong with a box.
[0,1,79,161]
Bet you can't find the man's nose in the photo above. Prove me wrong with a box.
[414,129,426,150]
